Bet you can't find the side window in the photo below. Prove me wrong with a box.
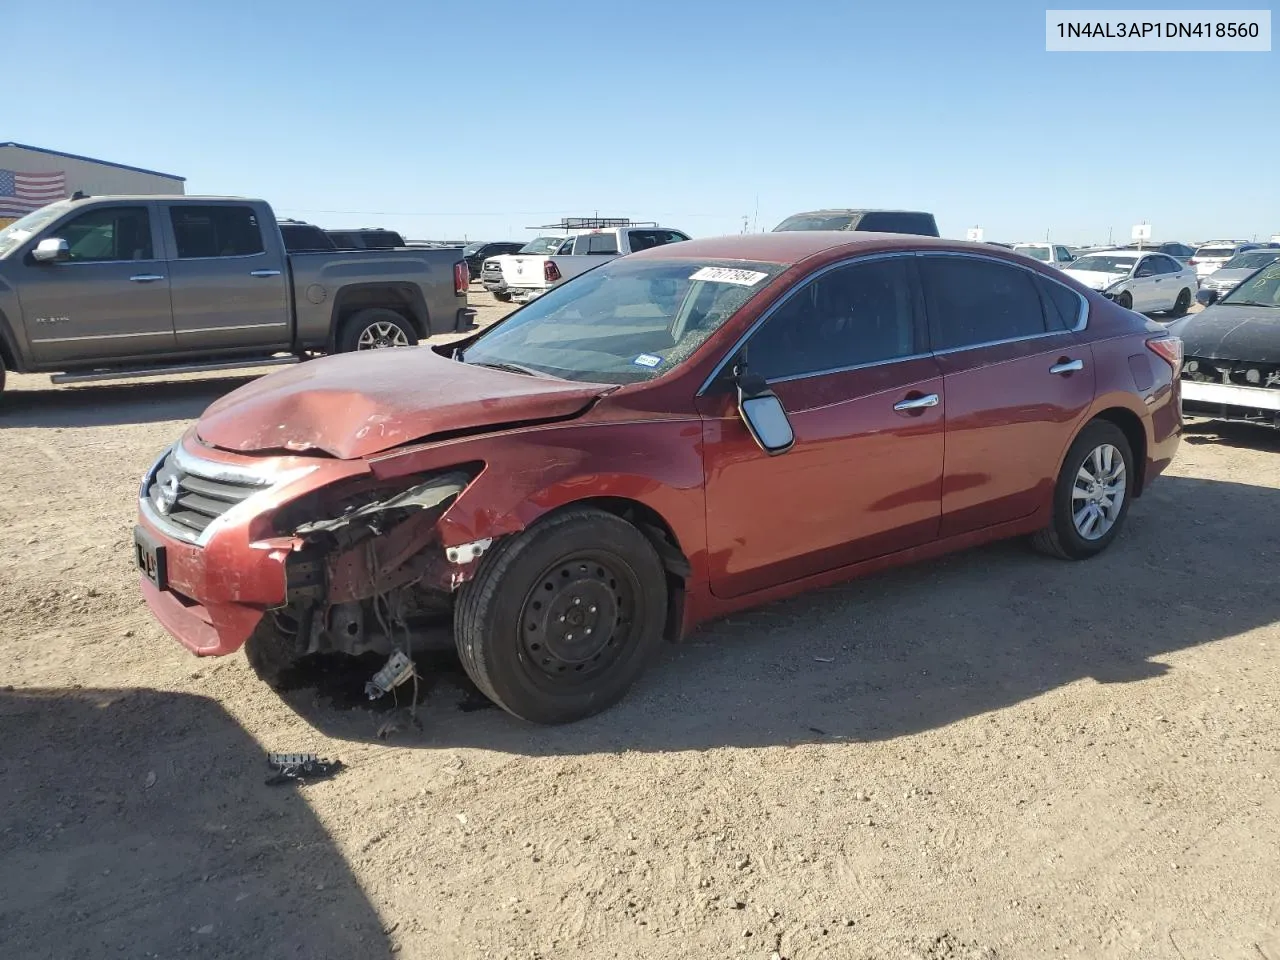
[1055,246,1073,262]
[555,237,578,255]
[665,231,690,244]
[53,206,153,262]
[921,256,1048,350]
[585,233,619,255]
[170,206,265,259]
[1036,275,1084,331]
[746,257,917,381]
[1158,256,1181,274]
[626,230,661,252]
[1134,257,1158,278]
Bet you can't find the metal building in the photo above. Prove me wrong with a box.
[0,142,185,227]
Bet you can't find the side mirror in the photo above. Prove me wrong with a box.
[1196,288,1218,306]
[32,238,69,263]
[736,371,794,455]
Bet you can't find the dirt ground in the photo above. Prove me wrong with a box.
[2,290,1278,960]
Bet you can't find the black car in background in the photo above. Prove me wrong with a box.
[1120,241,1196,262]
[278,219,337,252]
[1170,261,1280,426]
[462,240,525,278]
[772,208,940,237]
[325,228,406,249]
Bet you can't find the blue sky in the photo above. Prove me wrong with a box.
[6,0,1276,245]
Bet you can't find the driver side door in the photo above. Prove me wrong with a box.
[697,254,945,599]
[16,203,175,365]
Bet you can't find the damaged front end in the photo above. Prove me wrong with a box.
[266,465,493,663]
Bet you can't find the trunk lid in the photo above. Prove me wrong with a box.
[196,348,611,459]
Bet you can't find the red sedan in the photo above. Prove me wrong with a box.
[135,232,1182,723]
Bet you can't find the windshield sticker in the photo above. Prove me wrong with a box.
[689,266,769,286]
[633,353,663,368]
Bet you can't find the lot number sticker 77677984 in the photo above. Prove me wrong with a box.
[689,266,769,286]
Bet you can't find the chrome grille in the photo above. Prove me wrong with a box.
[146,448,267,537]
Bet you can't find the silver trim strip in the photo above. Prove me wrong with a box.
[31,330,172,343]
[766,351,933,384]
[249,269,282,277]
[176,322,290,333]
[172,251,267,262]
[55,258,165,266]
[130,274,165,282]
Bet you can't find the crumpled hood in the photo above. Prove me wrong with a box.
[1167,304,1280,363]
[196,348,612,459]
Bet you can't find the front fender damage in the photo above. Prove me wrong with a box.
[272,470,514,660]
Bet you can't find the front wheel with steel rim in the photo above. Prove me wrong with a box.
[1032,420,1135,560]
[454,508,668,724]
[336,307,419,353]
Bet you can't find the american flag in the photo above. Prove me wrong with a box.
[0,169,68,216]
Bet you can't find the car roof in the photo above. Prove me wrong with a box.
[784,208,932,215]
[628,232,1001,266]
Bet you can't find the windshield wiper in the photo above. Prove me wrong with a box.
[470,360,549,377]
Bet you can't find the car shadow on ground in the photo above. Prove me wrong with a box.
[1183,417,1280,452]
[280,474,1280,755]
[0,376,256,428]
[0,687,392,959]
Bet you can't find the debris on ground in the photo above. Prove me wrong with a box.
[265,753,344,786]
[365,650,416,700]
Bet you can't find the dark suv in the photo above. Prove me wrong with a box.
[326,228,406,249]
[462,240,525,279]
[773,209,939,237]
[277,219,337,252]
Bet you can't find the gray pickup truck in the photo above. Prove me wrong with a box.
[0,195,474,393]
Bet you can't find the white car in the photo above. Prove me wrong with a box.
[1062,250,1197,316]
[1189,240,1259,280]
[1012,242,1077,268]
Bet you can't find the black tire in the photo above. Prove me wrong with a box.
[1032,420,1135,561]
[1168,288,1191,317]
[336,307,419,353]
[244,617,299,689]
[0,352,6,395]
[1115,291,1133,310]
[454,508,667,724]
[493,291,512,303]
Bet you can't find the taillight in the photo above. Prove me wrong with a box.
[544,261,562,283]
[1188,258,1199,265]
[453,261,468,296]
[1147,336,1183,372]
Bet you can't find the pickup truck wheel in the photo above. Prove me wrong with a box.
[338,308,419,353]
[1031,420,1134,561]
[454,508,667,724]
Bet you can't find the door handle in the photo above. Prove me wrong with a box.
[893,393,940,411]
[129,274,165,282]
[1050,358,1084,375]
[249,269,282,278]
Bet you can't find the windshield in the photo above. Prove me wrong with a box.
[518,236,567,255]
[463,241,486,255]
[0,202,72,258]
[1195,246,1237,260]
[1068,255,1137,274]
[1014,245,1051,261]
[1223,251,1280,270]
[460,258,785,384]
[1221,261,1280,307]
[773,214,858,232]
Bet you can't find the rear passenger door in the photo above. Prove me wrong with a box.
[919,254,1095,537]
[164,203,290,351]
